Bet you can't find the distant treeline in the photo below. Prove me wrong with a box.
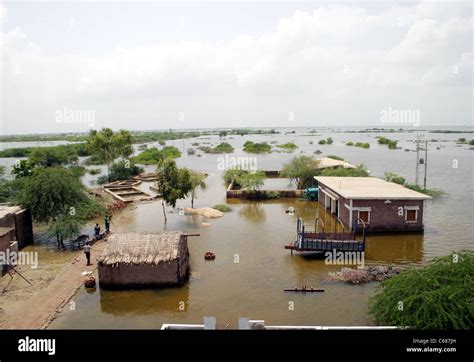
[0,128,279,144]
[0,143,89,158]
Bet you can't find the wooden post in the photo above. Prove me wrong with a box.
[423,140,428,190]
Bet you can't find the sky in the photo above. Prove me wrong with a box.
[0,0,472,134]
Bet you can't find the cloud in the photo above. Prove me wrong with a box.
[0,1,472,133]
[0,3,7,25]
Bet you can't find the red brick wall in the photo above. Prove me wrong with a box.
[352,199,424,232]
[318,184,425,232]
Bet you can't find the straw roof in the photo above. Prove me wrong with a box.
[98,232,185,266]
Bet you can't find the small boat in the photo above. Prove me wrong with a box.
[284,286,324,293]
[204,251,216,260]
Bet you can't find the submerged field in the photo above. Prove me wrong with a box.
[1,127,472,328]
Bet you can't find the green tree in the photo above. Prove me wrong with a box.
[156,159,192,223]
[47,214,85,250]
[281,155,321,189]
[189,170,207,208]
[29,146,78,167]
[11,160,33,178]
[86,128,133,181]
[238,171,265,192]
[219,130,228,138]
[15,167,104,248]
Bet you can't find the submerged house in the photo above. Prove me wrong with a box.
[98,231,191,289]
[314,177,431,232]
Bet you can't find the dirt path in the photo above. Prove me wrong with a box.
[0,239,107,330]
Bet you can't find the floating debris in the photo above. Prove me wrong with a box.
[185,207,224,218]
[84,276,96,288]
[204,252,216,260]
[284,286,324,293]
[327,266,400,284]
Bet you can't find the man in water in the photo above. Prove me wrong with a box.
[94,223,101,240]
[104,215,110,233]
[83,241,92,266]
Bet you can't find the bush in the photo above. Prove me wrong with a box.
[264,191,280,199]
[199,142,234,154]
[213,204,232,212]
[187,148,196,155]
[346,142,354,146]
[369,251,474,329]
[132,146,181,165]
[69,165,86,178]
[355,142,370,149]
[378,137,398,149]
[277,142,298,151]
[243,141,272,153]
[384,172,406,185]
[87,168,101,175]
[97,160,144,184]
[320,164,369,177]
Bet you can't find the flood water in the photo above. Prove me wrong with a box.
[1,127,472,328]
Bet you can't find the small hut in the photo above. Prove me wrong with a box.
[98,232,190,289]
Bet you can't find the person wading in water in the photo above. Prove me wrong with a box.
[83,241,92,266]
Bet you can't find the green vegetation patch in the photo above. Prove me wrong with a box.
[132,146,181,165]
[243,141,272,154]
[213,204,232,212]
[198,142,234,154]
[276,142,298,151]
[378,137,398,149]
[369,251,474,329]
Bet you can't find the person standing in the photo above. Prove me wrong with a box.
[104,215,110,233]
[94,223,101,240]
[83,241,92,266]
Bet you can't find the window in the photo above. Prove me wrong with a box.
[359,211,370,223]
[406,209,417,222]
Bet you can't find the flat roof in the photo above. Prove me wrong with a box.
[314,177,432,200]
[316,157,355,169]
[0,205,23,220]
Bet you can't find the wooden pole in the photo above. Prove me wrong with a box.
[423,140,428,189]
[415,136,420,186]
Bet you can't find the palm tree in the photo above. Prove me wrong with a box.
[189,171,207,208]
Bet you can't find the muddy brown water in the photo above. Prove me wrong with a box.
[1,128,472,328]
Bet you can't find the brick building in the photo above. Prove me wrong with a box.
[314,177,431,232]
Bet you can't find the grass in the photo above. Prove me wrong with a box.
[213,204,232,212]
[369,251,474,329]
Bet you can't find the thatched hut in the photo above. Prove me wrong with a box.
[98,232,190,289]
